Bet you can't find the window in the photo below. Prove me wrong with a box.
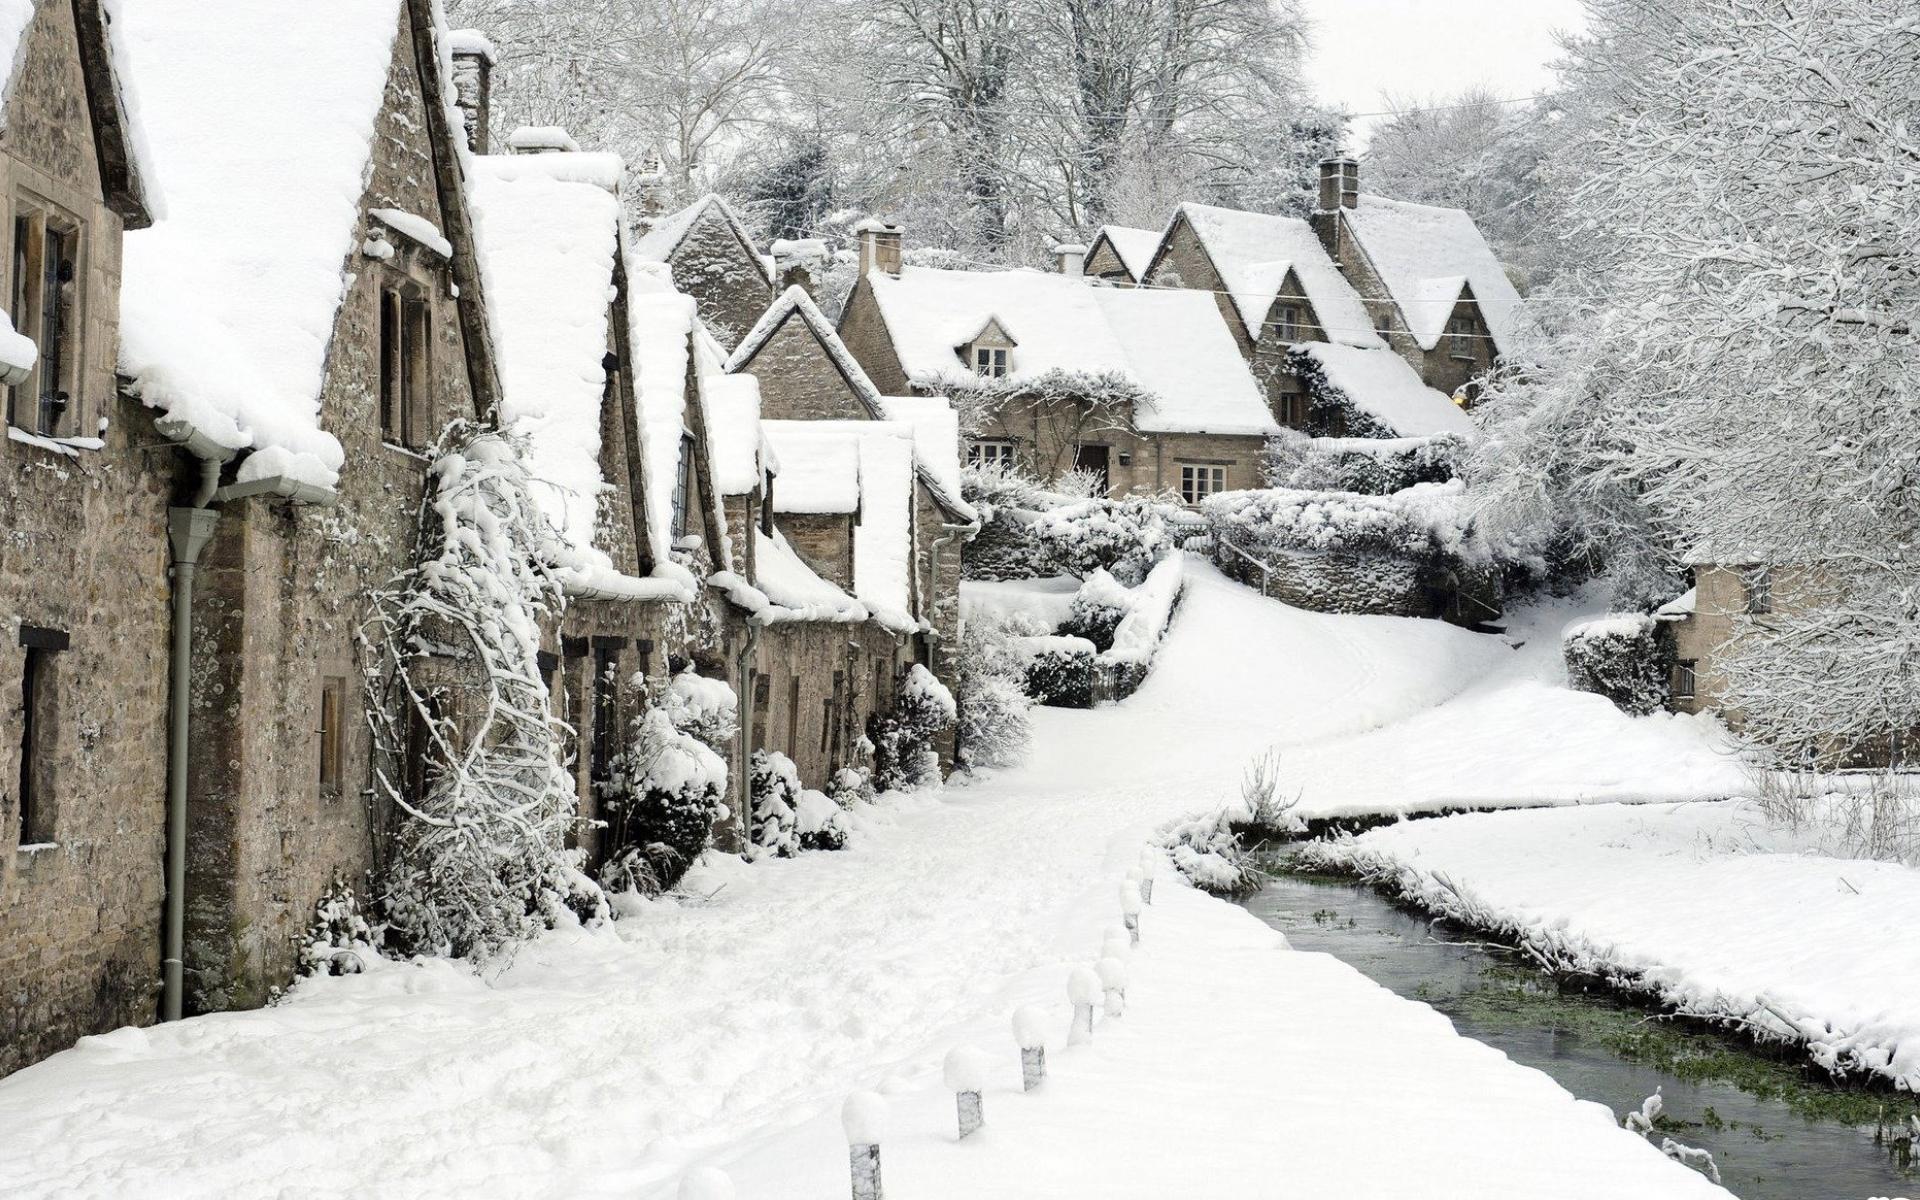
[972,345,1007,378]
[1672,660,1697,702]
[589,645,618,800]
[8,204,80,436]
[379,286,432,447]
[671,432,695,539]
[1179,463,1227,505]
[1277,392,1305,428]
[1745,565,1773,615]
[318,676,345,797]
[16,626,65,846]
[1448,314,1476,360]
[1273,304,1300,343]
[1373,303,1392,338]
[786,676,801,757]
[968,439,1016,469]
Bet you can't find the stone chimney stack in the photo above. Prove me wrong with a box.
[771,238,827,296]
[1052,242,1087,278]
[635,147,668,222]
[448,29,496,155]
[856,218,903,278]
[1317,156,1359,211]
[505,125,581,156]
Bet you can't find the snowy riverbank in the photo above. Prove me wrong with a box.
[1300,799,1920,1090]
[0,566,1735,1197]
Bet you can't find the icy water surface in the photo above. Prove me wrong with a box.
[1245,871,1920,1200]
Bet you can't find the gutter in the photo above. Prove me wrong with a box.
[157,426,335,1023]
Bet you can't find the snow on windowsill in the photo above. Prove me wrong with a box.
[369,208,452,259]
[16,841,57,854]
[7,427,104,457]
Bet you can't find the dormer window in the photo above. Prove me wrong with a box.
[973,345,1007,378]
[959,317,1016,380]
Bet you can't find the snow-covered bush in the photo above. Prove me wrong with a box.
[659,669,739,752]
[1033,494,1182,586]
[364,424,590,961]
[1264,430,1466,495]
[747,750,803,859]
[601,705,730,893]
[1160,749,1301,895]
[795,785,851,851]
[298,873,378,978]
[1204,482,1485,563]
[1057,570,1132,652]
[868,664,956,792]
[829,763,875,807]
[1562,614,1669,717]
[953,615,1034,772]
[1019,635,1095,708]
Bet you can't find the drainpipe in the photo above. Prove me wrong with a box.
[730,618,760,853]
[162,450,225,1022]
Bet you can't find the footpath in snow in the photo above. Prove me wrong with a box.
[1303,799,1920,1092]
[0,563,1729,1198]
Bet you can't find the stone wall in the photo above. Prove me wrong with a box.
[778,512,856,590]
[836,276,911,397]
[1083,237,1135,284]
[0,0,173,1077]
[751,620,903,791]
[666,209,772,352]
[738,312,872,421]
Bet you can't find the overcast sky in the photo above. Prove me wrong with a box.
[1300,0,1588,145]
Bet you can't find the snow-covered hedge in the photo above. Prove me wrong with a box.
[1263,431,1467,496]
[959,463,1187,585]
[953,614,1034,772]
[1057,569,1131,651]
[1017,634,1096,708]
[1563,614,1670,717]
[869,664,955,791]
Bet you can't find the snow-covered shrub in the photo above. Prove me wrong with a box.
[364,424,590,961]
[1057,570,1132,652]
[1754,772,1920,867]
[1562,614,1669,716]
[829,764,875,807]
[1018,635,1096,708]
[1264,430,1466,495]
[796,785,851,851]
[660,669,739,752]
[868,664,956,792]
[1033,494,1181,586]
[298,873,378,978]
[747,750,803,859]
[953,615,1034,772]
[1161,808,1262,896]
[600,705,730,894]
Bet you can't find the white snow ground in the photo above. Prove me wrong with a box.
[1304,798,1920,1091]
[0,563,1731,1198]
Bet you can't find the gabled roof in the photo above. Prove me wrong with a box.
[761,419,919,632]
[632,192,774,285]
[1170,203,1383,350]
[0,0,156,228]
[117,0,424,490]
[1089,225,1158,281]
[733,284,977,522]
[865,265,1278,438]
[1342,194,1523,353]
[961,316,1016,349]
[1293,343,1474,438]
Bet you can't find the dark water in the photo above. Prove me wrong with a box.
[1243,872,1920,1200]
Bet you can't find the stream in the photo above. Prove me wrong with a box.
[1244,870,1920,1200]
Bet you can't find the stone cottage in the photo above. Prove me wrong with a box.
[632,192,776,352]
[837,224,1280,503]
[0,0,162,1078]
[1083,225,1159,285]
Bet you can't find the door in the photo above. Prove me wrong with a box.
[1072,443,1110,495]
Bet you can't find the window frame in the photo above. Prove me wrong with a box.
[1448,314,1476,361]
[1672,659,1697,702]
[1273,304,1301,344]
[967,438,1016,469]
[1745,565,1774,615]
[1178,462,1228,505]
[15,625,67,849]
[7,196,85,438]
[378,278,434,450]
[971,345,1008,378]
[671,431,695,540]
[318,675,346,799]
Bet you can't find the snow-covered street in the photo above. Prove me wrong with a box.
[0,565,1732,1198]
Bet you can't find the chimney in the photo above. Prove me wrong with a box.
[505,125,581,155]
[448,29,495,154]
[1317,156,1359,211]
[635,147,668,221]
[856,218,903,278]
[1052,242,1087,278]
[771,238,827,295]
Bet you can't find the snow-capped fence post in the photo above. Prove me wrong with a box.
[843,1091,887,1200]
[1120,881,1142,945]
[1012,1006,1049,1091]
[1097,956,1129,1018]
[1068,966,1101,1044]
[1101,929,1131,964]
[677,1166,734,1200]
[1138,849,1155,904]
[944,1047,991,1139]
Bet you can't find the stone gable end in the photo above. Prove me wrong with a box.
[740,311,874,422]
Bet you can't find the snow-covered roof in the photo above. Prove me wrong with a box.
[1343,194,1523,353]
[733,285,979,520]
[1174,204,1383,350]
[633,193,773,285]
[1294,343,1474,438]
[1654,588,1697,622]
[469,152,621,565]
[117,0,413,489]
[749,527,865,624]
[447,27,496,62]
[865,265,1277,438]
[628,269,704,554]
[763,420,861,515]
[704,372,765,497]
[1091,225,1159,280]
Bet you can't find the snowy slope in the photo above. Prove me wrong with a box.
[1304,798,1920,1090]
[0,565,1731,1198]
